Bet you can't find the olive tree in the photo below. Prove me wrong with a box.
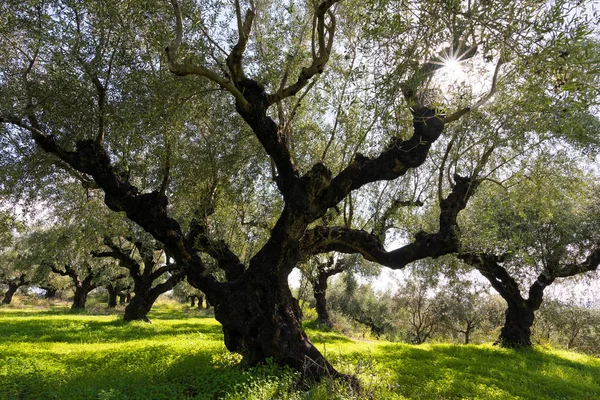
[458,154,600,347]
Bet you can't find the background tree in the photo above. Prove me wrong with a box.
[173,280,210,309]
[327,272,395,338]
[93,235,185,321]
[390,274,443,344]
[437,279,504,344]
[459,153,600,347]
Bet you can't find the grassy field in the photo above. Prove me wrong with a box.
[1,302,599,399]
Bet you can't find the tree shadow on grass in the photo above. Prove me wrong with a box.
[376,344,600,400]
[2,345,249,400]
[0,314,224,344]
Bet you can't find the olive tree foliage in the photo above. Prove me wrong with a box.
[1,0,599,380]
[327,272,395,338]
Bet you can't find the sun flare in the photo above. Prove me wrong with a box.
[442,56,463,77]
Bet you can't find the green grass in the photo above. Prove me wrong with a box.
[1,303,599,399]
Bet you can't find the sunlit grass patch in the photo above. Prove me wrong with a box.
[1,305,600,399]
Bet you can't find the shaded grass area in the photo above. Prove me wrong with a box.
[1,304,599,399]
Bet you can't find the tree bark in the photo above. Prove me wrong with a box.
[311,259,346,328]
[314,273,332,328]
[124,291,154,322]
[106,284,119,308]
[498,301,535,347]
[215,271,347,381]
[2,275,29,305]
[71,286,91,309]
[123,273,184,322]
[2,283,19,305]
[459,253,548,348]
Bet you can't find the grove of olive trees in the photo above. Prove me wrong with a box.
[1,0,599,383]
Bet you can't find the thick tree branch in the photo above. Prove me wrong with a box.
[148,270,185,299]
[303,175,479,268]
[93,238,141,276]
[461,245,600,309]
[458,253,521,302]
[52,160,100,189]
[187,218,245,281]
[556,246,600,278]
[6,118,220,296]
[318,107,445,212]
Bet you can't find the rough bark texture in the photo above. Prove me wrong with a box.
[72,285,92,309]
[215,272,344,381]
[499,302,536,347]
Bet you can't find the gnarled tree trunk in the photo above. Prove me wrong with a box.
[124,290,155,322]
[215,270,344,381]
[1,274,28,305]
[499,301,536,347]
[72,281,95,310]
[2,283,19,305]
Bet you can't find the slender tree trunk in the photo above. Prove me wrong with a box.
[106,284,118,308]
[119,292,127,305]
[189,295,196,308]
[2,283,19,305]
[197,294,203,309]
[313,273,333,328]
